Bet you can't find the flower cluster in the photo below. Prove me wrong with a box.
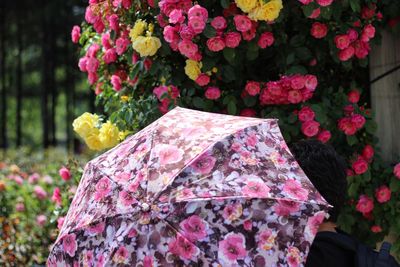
[259,74,318,105]
[72,113,125,151]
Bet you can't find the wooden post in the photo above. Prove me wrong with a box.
[369,30,400,162]
[16,6,23,147]
[0,4,7,149]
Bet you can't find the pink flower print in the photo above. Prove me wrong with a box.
[154,144,184,166]
[176,188,196,201]
[62,233,77,257]
[243,220,252,231]
[128,180,140,192]
[274,199,301,216]
[119,190,137,206]
[192,152,217,175]
[113,246,129,263]
[245,133,258,147]
[257,229,276,250]
[305,211,326,240]
[96,254,105,267]
[218,233,247,263]
[283,179,308,201]
[143,255,154,267]
[128,228,138,238]
[231,142,242,152]
[87,221,106,235]
[242,180,270,197]
[287,246,301,267]
[94,177,112,201]
[180,215,208,241]
[84,250,94,266]
[115,172,130,182]
[223,202,243,222]
[168,235,198,260]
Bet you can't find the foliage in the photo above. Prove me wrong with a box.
[0,149,85,265]
[72,0,400,257]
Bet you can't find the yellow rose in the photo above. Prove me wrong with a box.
[132,36,162,57]
[99,121,120,148]
[235,0,258,13]
[184,59,202,80]
[249,0,283,22]
[129,19,147,41]
[72,112,99,139]
[118,130,131,141]
[84,129,104,151]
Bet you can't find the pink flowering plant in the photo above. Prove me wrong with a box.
[72,0,400,256]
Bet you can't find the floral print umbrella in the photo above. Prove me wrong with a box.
[48,107,330,267]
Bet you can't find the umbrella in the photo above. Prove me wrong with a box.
[48,107,330,267]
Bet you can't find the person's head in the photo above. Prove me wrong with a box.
[289,140,347,222]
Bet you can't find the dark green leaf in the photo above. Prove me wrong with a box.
[365,120,377,134]
[227,101,237,115]
[286,65,307,75]
[286,53,296,65]
[223,48,236,64]
[203,25,216,38]
[220,0,230,8]
[192,97,204,109]
[349,0,361,12]
[346,135,358,146]
[290,35,305,47]
[222,66,236,82]
[243,96,257,107]
[246,49,259,61]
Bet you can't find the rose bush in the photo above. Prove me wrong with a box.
[72,0,400,256]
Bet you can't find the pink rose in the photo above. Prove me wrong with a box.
[362,5,376,19]
[52,187,62,206]
[94,177,112,201]
[36,215,47,226]
[195,74,210,86]
[290,75,306,90]
[86,57,100,73]
[225,32,242,48]
[62,234,77,257]
[154,144,184,165]
[188,16,206,34]
[88,72,98,85]
[394,163,400,179]
[304,74,318,91]
[338,46,355,61]
[94,19,105,33]
[348,90,360,103]
[338,117,357,135]
[34,185,47,200]
[347,28,359,42]
[240,108,257,117]
[298,0,313,4]
[180,215,208,241]
[310,22,328,39]
[351,114,366,129]
[316,0,333,6]
[352,157,368,175]
[207,36,225,52]
[103,48,117,64]
[101,33,112,49]
[163,25,179,43]
[258,32,274,49]
[178,39,199,59]
[205,86,221,100]
[362,24,375,41]
[115,37,130,55]
[334,34,350,50]
[356,195,374,214]
[298,106,315,122]
[245,81,261,96]
[57,216,65,230]
[122,0,132,9]
[371,225,382,233]
[308,8,321,19]
[143,256,154,267]
[188,4,208,21]
[211,16,227,30]
[353,40,370,59]
[15,203,25,212]
[234,15,252,32]
[218,233,247,262]
[343,105,355,116]
[108,14,119,32]
[362,144,374,161]
[375,185,391,203]
[242,27,256,41]
[301,120,320,137]
[179,24,195,40]
[288,90,303,103]
[71,26,81,43]
[317,129,331,143]
[111,75,122,91]
[169,9,184,24]
[78,57,88,72]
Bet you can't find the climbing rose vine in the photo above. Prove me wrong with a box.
[72,0,400,256]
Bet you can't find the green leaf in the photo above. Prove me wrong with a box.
[390,177,400,192]
[130,63,140,79]
[302,3,318,17]
[192,97,204,109]
[320,6,332,19]
[288,113,298,124]
[246,49,259,61]
[220,0,230,8]
[223,48,236,64]
[227,101,237,115]
[348,181,359,197]
[286,53,296,65]
[365,120,377,134]
[349,0,361,12]
[346,135,358,146]
[295,47,312,61]
[243,96,257,107]
[203,25,216,38]
[290,35,305,47]
[362,169,371,182]
[202,57,218,72]
[286,65,307,75]
[222,66,236,82]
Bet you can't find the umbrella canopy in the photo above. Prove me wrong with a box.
[48,107,330,267]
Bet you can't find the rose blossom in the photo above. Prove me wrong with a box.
[71,26,81,43]
[234,15,252,32]
[34,185,47,200]
[310,22,328,39]
[207,36,225,52]
[356,195,374,214]
[298,106,315,122]
[352,157,368,175]
[15,203,25,212]
[283,179,308,201]
[240,108,257,117]
[301,120,320,137]
[347,28,359,41]
[375,185,391,203]
[351,114,366,129]
[101,33,112,49]
[334,34,350,50]
[188,4,208,21]
[304,74,318,91]
[195,74,210,86]
[52,187,62,205]
[115,37,130,55]
[288,90,303,103]
[362,5,376,19]
[88,72,98,85]
[169,9,184,24]
[338,117,357,135]
[78,57,88,72]
[362,144,374,160]
[205,86,221,100]
[211,16,227,30]
[291,75,306,90]
[353,40,370,59]
[168,235,198,260]
[180,215,208,241]
[111,75,122,91]
[348,90,360,103]
[394,163,400,179]
[245,81,261,96]
[57,216,65,230]
[361,24,375,41]
[86,57,99,73]
[188,16,206,34]
[308,8,321,19]
[243,180,270,198]
[338,46,355,61]
[36,215,47,226]
[225,32,241,48]
[316,0,333,7]
[178,39,198,58]
[371,225,382,233]
[192,152,216,174]
[257,32,274,49]
[108,14,119,32]
[317,129,331,143]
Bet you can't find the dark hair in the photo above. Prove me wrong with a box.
[289,140,347,222]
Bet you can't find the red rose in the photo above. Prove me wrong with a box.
[362,144,374,161]
[352,157,368,175]
[338,46,355,61]
[301,120,320,137]
[205,86,221,100]
[310,22,328,39]
[317,129,331,143]
[371,225,382,233]
[240,108,257,117]
[195,74,210,86]
[298,106,315,122]
[207,36,225,52]
[338,117,357,135]
[351,114,366,129]
[245,81,261,96]
[348,90,360,103]
[375,185,391,203]
[288,90,303,104]
[257,32,274,49]
[225,32,242,48]
[394,163,400,179]
[334,34,350,50]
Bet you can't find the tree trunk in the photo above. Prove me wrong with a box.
[49,18,57,147]
[16,7,23,147]
[0,4,7,149]
[41,0,50,148]
[64,22,75,152]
